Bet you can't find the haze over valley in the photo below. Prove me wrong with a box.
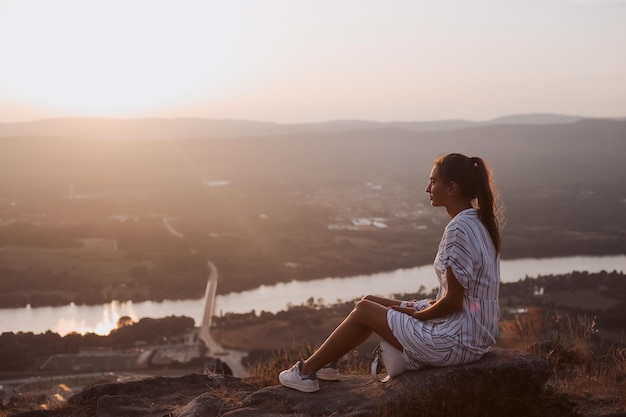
[0,115,624,310]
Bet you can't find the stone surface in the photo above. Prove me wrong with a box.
[11,348,564,417]
[96,394,163,417]
[177,393,223,417]
[244,348,553,416]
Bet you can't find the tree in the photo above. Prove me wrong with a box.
[117,316,134,328]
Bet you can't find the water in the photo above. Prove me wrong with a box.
[0,255,624,336]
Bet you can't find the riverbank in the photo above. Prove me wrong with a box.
[1,255,624,336]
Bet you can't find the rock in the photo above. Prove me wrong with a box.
[96,394,164,417]
[14,348,563,417]
[66,373,255,417]
[177,392,223,417]
[244,348,552,416]
[8,411,55,417]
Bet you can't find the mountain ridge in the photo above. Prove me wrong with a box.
[0,113,614,141]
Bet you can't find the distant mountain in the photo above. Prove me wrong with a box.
[486,113,584,125]
[0,113,604,141]
[380,113,588,133]
[0,117,624,191]
[0,118,287,141]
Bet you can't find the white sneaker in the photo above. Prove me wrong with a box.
[316,361,339,381]
[279,361,320,393]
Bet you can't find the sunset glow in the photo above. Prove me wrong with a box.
[0,0,625,122]
[53,302,138,336]
[0,1,248,117]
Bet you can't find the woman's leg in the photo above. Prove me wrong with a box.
[300,299,403,375]
[362,294,402,307]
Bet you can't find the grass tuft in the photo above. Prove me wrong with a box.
[499,307,626,411]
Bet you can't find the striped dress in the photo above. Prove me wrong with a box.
[387,208,500,368]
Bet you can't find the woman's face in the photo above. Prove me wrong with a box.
[426,165,448,207]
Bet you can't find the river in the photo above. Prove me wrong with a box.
[1,255,624,335]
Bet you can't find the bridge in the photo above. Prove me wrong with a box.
[197,261,249,377]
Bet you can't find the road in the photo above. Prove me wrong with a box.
[161,217,249,377]
[161,216,184,238]
[197,261,249,377]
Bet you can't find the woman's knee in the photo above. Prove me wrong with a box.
[352,299,395,335]
[352,299,367,315]
[349,299,369,318]
[353,298,385,319]
[355,297,376,309]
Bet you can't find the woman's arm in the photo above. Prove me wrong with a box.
[390,268,464,320]
[361,294,404,307]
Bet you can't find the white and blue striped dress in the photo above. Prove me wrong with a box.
[387,208,500,369]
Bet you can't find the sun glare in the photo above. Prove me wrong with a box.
[54,302,137,336]
[0,1,246,117]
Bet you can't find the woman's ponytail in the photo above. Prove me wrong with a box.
[472,157,502,254]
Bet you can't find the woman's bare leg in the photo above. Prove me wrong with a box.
[300,298,403,375]
[362,294,402,307]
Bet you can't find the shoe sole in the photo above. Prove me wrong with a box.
[279,379,320,392]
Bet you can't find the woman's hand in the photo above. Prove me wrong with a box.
[390,268,464,321]
[389,305,419,318]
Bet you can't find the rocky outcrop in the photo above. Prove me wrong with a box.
[11,349,572,417]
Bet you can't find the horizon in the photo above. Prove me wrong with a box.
[0,111,623,127]
[1,1,625,124]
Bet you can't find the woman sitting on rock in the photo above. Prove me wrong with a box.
[279,153,503,392]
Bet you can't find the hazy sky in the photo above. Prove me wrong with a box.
[0,0,625,123]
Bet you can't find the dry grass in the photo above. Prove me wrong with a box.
[245,341,371,389]
[499,308,626,413]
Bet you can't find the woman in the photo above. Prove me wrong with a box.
[279,153,503,392]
